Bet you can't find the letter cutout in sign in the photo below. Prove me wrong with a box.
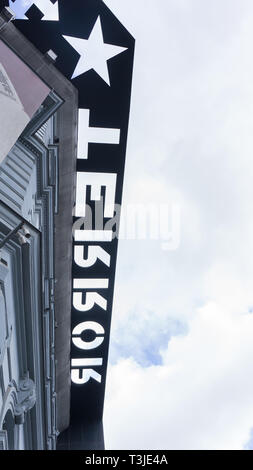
[74,230,113,242]
[72,321,105,350]
[71,358,103,385]
[73,279,109,289]
[77,109,120,159]
[75,172,117,218]
[74,245,111,268]
[71,369,102,385]
[73,292,107,312]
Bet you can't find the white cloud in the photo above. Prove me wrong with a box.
[109,307,187,367]
[103,0,253,450]
[105,302,253,450]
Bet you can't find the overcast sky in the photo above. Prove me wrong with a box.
[102,0,253,450]
[15,0,253,450]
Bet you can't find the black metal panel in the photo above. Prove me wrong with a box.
[57,419,104,451]
[2,0,135,442]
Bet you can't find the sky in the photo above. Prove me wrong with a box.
[102,0,253,450]
[13,0,253,450]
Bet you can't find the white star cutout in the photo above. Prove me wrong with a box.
[63,16,128,85]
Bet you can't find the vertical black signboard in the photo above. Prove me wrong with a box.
[4,0,135,449]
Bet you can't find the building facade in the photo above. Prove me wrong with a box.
[0,6,77,450]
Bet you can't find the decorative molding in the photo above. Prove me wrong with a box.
[0,429,8,450]
[15,377,36,420]
[0,283,7,367]
[0,383,18,429]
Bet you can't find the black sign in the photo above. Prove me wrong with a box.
[5,0,135,424]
